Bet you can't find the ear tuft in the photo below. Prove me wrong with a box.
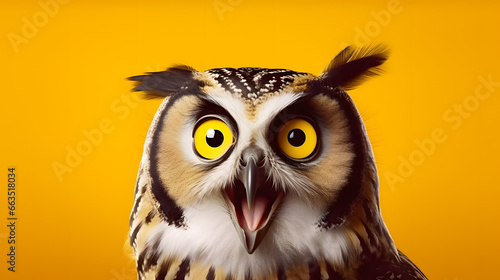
[128,65,197,99]
[319,45,390,90]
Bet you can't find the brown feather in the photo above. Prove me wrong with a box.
[128,65,196,99]
[320,45,390,90]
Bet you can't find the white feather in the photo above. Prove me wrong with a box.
[149,194,354,279]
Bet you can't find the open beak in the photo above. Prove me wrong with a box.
[224,157,284,254]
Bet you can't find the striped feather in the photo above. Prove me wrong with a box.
[132,257,349,280]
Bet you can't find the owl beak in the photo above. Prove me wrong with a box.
[240,157,262,210]
[224,157,284,254]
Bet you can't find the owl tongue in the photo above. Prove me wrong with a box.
[241,197,269,232]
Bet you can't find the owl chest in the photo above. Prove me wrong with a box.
[133,204,354,280]
[138,257,351,280]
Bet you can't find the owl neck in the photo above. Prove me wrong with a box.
[340,153,399,271]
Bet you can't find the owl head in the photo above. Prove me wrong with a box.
[129,46,395,277]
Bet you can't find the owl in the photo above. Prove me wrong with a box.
[128,46,427,280]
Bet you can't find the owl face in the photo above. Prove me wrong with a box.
[150,72,356,252]
[129,46,395,278]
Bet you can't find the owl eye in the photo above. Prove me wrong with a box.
[193,118,234,160]
[277,118,318,160]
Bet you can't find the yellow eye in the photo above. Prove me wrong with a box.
[194,119,233,160]
[277,118,318,159]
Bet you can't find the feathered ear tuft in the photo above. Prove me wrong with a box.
[319,45,390,90]
[128,65,196,99]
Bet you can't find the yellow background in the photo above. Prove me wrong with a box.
[1,0,499,279]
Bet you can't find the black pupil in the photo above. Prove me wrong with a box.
[206,129,224,147]
[288,129,306,147]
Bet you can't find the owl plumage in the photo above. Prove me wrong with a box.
[128,46,427,280]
